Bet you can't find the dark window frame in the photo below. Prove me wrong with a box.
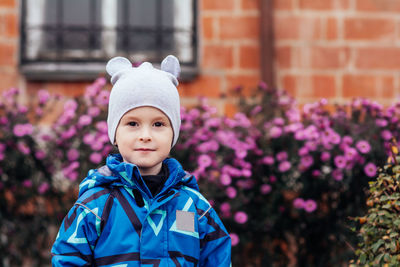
[19,0,198,81]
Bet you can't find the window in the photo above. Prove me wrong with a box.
[20,0,198,81]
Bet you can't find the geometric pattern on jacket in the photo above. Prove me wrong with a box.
[51,154,231,266]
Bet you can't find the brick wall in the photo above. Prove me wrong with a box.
[181,0,261,114]
[1,0,400,112]
[274,0,400,106]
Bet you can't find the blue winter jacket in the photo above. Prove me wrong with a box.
[51,154,231,266]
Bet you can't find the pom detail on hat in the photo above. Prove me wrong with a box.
[106,57,132,77]
[161,55,181,78]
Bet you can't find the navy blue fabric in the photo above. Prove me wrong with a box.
[52,154,231,266]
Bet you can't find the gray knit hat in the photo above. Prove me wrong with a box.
[106,55,181,147]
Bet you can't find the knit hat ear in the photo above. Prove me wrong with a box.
[106,57,132,84]
[161,55,180,86]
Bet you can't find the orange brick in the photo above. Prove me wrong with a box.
[275,0,293,10]
[281,75,299,97]
[274,15,323,40]
[344,18,396,41]
[299,0,349,10]
[381,76,395,98]
[356,0,400,12]
[0,0,15,7]
[342,74,394,98]
[224,101,239,117]
[312,75,336,98]
[355,47,400,70]
[44,82,88,97]
[275,46,291,69]
[240,45,260,69]
[202,0,235,11]
[0,13,18,38]
[242,0,260,10]
[311,46,349,69]
[179,76,222,98]
[0,42,15,66]
[202,17,214,40]
[202,44,234,69]
[219,16,260,40]
[326,18,338,40]
[283,75,335,98]
[0,71,17,90]
[226,74,261,96]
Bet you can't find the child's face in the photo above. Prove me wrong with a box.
[115,106,173,176]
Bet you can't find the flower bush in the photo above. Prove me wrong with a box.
[2,78,400,265]
[350,144,400,266]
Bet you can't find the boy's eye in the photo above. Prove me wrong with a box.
[154,122,164,127]
[128,122,138,127]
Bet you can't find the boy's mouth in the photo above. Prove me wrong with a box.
[135,148,155,151]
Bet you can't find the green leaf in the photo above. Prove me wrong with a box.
[372,239,385,253]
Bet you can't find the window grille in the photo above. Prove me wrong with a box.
[19,0,198,80]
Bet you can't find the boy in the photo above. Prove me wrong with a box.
[51,55,231,266]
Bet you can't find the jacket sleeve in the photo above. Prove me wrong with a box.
[51,204,101,266]
[198,207,231,267]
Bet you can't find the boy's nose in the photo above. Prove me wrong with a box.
[139,128,152,142]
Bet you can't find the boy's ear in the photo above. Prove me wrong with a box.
[106,57,132,76]
[161,55,180,79]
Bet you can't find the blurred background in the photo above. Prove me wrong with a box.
[2,0,400,266]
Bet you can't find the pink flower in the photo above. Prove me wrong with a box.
[13,123,33,137]
[241,169,252,177]
[198,140,219,153]
[276,151,288,161]
[293,198,305,209]
[96,90,110,105]
[78,115,92,127]
[278,161,291,172]
[38,89,50,105]
[304,199,318,213]
[300,155,314,168]
[83,133,95,145]
[321,151,331,162]
[234,211,248,224]
[38,182,50,194]
[298,147,309,156]
[342,136,353,145]
[22,180,33,188]
[269,175,277,183]
[88,107,101,117]
[332,169,343,181]
[344,147,358,161]
[220,202,231,213]
[381,130,392,141]
[334,155,346,169]
[375,118,388,127]
[67,149,80,161]
[235,149,247,159]
[230,233,240,246]
[262,156,274,165]
[226,187,237,199]
[364,162,377,177]
[260,184,272,194]
[250,105,262,115]
[198,154,212,168]
[64,99,78,111]
[269,126,282,138]
[356,140,371,154]
[35,150,46,160]
[220,174,232,186]
[17,142,30,155]
[89,152,103,164]
[96,121,108,133]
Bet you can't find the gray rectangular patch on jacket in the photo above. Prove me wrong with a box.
[176,210,195,232]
